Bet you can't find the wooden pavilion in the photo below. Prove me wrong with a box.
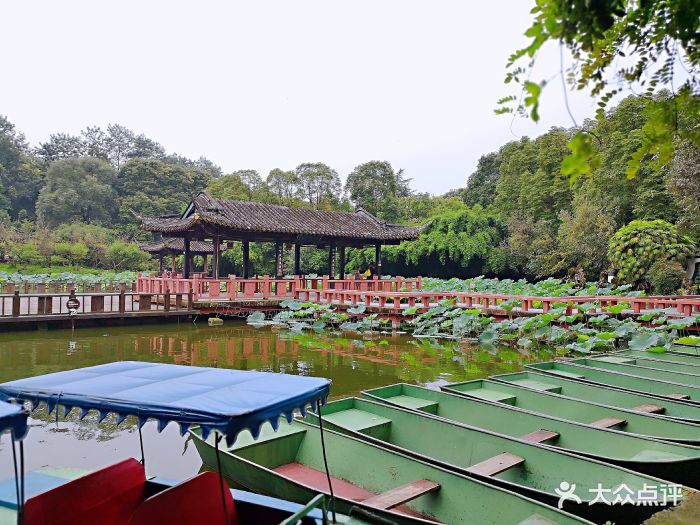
[138,237,216,275]
[136,191,420,279]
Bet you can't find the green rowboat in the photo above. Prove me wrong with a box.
[613,350,700,368]
[189,420,592,525]
[571,357,700,384]
[527,361,700,402]
[362,383,700,488]
[491,370,700,424]
[443,377,700,445]
[669,345,700,357]
[307,397,680,524]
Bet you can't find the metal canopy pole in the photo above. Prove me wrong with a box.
[242,241,250,279]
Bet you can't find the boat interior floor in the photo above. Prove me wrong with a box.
[272,463,437,521]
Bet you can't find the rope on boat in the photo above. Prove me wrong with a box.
[214,434,231,525]
[317,401,337,523]
[19,440,24,525]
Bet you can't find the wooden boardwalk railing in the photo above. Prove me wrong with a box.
[0,290,192,320]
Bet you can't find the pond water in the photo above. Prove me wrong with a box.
[0,321,557,480]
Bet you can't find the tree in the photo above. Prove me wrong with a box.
[35,133,85,161]
[36,158,117,227]
[267,168,299,203]
[462,153,501,207]
[345,161,409,222]
[117,158,210,223]
[104,124,136,170]
[0,115,43,219]
[609,220,695,287]
[295,163,341,209]
[668,140,700,243]
[499,0,700,181]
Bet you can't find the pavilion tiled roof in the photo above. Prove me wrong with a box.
[138,237,215,254]
[138,192,420,243]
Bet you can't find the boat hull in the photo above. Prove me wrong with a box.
[190,420,592,525]
[306,397,680,524]
[361,383,700,489]
[444,377,700,445]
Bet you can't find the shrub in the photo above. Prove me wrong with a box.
[609,220,695,286]
[647,261,686,295]
[104,241,150,270]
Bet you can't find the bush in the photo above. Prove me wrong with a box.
[104,241,150,270]
[609,220,695,286]
[647,261,686,295]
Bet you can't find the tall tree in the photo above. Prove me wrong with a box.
[345,160,408,221]
[0,115,42,219]
[295,163,341,209]
[35,133,85,161]
[36,158,117,227]
[462,152,501,207]
[499,0,700,181]
[266,168,299,203]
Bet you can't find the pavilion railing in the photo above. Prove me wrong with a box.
[136,274,423,301]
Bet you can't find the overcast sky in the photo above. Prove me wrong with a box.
[1,1,600,194]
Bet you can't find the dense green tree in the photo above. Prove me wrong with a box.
[500,0,700,181]
[462,152,501,207]
[266,168,299,203]
[295,163,341,209]
[609,220,695,287]
[0,116,43,219]
[116,158,210,222]
[36,158,117,227]
[345,161,410,222]
[207,173,251,201]
[35,133,85,161]
[668,141,700,243]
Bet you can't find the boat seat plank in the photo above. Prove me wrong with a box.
[546,370,585,379]
[668,393,691,400]
[519,430,560,444]
[593,356,635,365]
[321,409,392,433]
[590,416,627,429]
[508,379,561,393]
[459,388,516,405]
[362,480,440,510]
[465,453,525,476]
[633,404,665,414]
[386,395,439,414]
[517,514,564,525]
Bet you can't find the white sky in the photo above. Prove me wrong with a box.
[1,1,600,194]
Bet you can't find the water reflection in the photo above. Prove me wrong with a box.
[0,322,556,479]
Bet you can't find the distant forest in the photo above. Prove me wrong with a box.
[0,92,698,287]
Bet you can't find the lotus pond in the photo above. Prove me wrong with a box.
[0,320,559,481]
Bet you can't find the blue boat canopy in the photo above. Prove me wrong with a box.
[0,400,28,440]
[0,362,330,445]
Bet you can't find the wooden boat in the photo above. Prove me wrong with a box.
[571,357,700,383]
[527,360,700,402]
[190,418,593,525]
[0,362,346,525]
[490,370,700,424]
[442,377,700,445]
[362,383,700,488]
[305,396,680,524]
